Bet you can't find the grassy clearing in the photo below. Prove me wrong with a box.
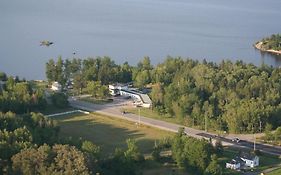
[137,159,189,175]
[125,107,207,131]
[258,153,281,171]
[53,112,184,174]
[143,167,187,175]
[125,107,181,125]
[53,113,174,156]
[52,112,280,174]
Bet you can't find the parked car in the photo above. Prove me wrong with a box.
[232,137,240,143]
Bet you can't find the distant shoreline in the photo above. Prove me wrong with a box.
[254,41,281,55]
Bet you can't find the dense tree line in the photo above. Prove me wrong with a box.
[149,58,281,133]
[0,81,143,175]
[12,144,91,175]
[151,128,222,175]
[50,92,69,108]
[0,74,47,114]
[0,111,83,174]
[0,111,223,175]
[0,112,59,173]
[0,69,145,174]
[85,81,109,99]
[0,110,147,175]
[45,56,155,93]
[46,57,133,91]
[46,57,281,134]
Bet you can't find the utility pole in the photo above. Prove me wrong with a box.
[205,115,207,132]
[138,108,141,126]
[254,133,256,151]
[193,118,195,127]
[259,120,262,133]
[252,125,256,151]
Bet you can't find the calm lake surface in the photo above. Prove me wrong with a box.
[1,0,281,80]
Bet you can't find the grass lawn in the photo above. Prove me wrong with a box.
[52,112,280,175]
[125,107,208,131]
[53,113,174,156]
[125,107,182,125]
[143,167,188,175]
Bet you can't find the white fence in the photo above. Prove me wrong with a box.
[46,110,90,117]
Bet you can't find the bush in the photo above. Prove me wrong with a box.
[151,146,161,161]
[214,139,223,156]
[51,92,69,108]
[253,149,261,156]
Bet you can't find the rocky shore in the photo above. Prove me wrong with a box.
[254,41,281,55]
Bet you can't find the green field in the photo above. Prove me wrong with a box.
[125,107,181,124]
[53,113,174,156]
[52,112,280,174]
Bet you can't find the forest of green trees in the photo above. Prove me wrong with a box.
[170,128,222,175]
[2,52,280,174]
[46,56,281,134]
[1,69,223,174]
[0,73,143,174]
[149,58,281,134]
[0,74,46,114]
[0,110,149,174]
[45,56,132,91]
[0,110,222,175]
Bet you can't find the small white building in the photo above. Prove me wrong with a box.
[226,158,241,170]
[240,152,259,168]
[108,84,152,108]
[51,81,62,91]
[120,89,152,108]
[226,152,259,170]
[108,84,128,96]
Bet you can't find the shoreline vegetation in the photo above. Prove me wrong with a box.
[254,42,281,55]
[44,56,281,134]
[254,34,281,55]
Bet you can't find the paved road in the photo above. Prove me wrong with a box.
[69,98,281,156]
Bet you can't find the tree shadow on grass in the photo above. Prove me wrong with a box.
[56,114,162,157]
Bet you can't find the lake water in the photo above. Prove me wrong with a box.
[1,0,281,80]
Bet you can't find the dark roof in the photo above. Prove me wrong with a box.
[120,89,152,104]
[239,151,256,160]
[228,156,244,165]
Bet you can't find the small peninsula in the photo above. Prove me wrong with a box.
[254,34,281,55]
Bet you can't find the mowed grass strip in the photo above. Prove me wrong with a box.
[54,113,174,156]
[125,108,179,124]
